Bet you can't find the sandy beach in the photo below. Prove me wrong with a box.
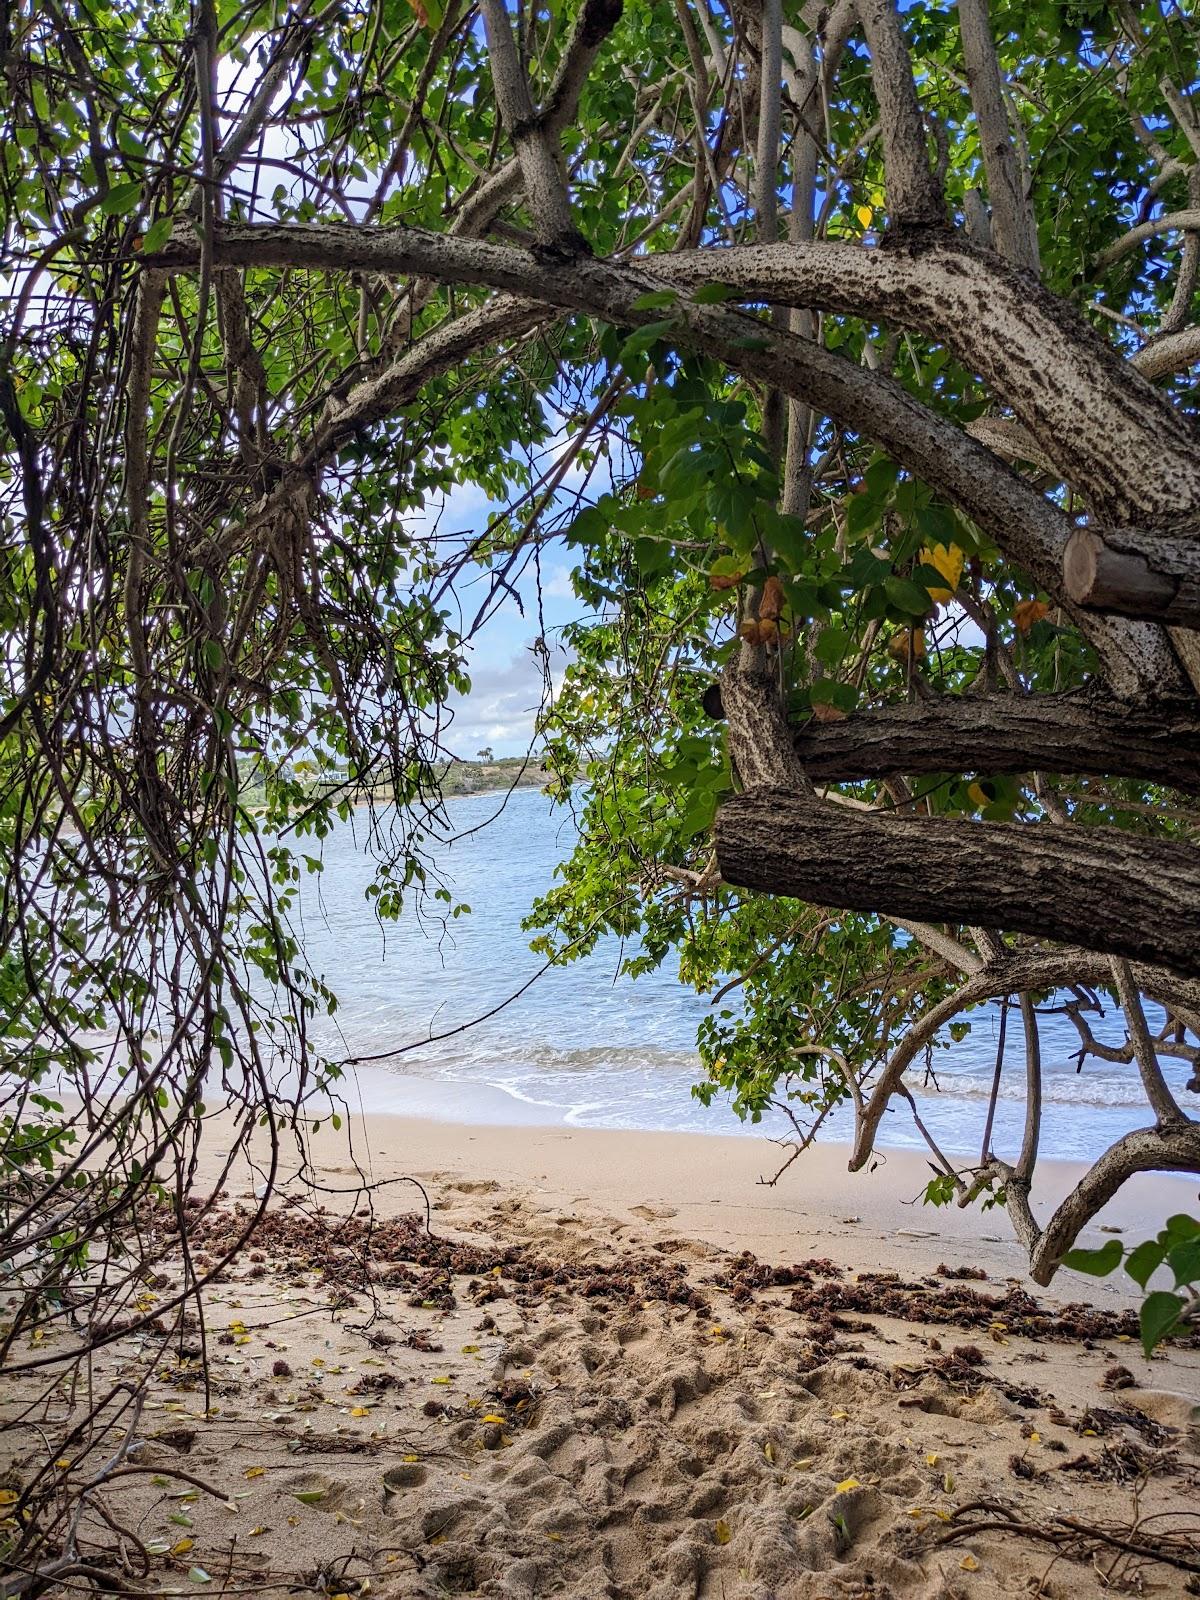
[3,1112,1198,1599]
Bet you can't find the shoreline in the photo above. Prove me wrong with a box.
[209,1105,1199,1308]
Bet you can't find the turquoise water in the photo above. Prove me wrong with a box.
[293,787,1196,1162]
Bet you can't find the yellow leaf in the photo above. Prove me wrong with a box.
[830,1410,850,1421]
[763,1442,775,1463]
[856,205,874,229]
[350,1407,370,1417]
[55,1460,71,1471]
[431,1376,451,1386]
[244,1467,265,1479]
[926,1453,939,1467]
[1029,1431,1040,1444]
[714,1518,732,1545]
[835,1477,860,1493]
[249,1526,266,1536]
[920,542,964,602]
[481,1414,507,1425]
[967,782,989,808]
[0,1491,18,1507]
[960,1554,980,1572]
[545,1532,562,1542]
[170,1538,194,1556]
[460,1344,479,1354]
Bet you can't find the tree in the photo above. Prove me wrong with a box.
[3,0,1200,1425]
[478,746,495,762]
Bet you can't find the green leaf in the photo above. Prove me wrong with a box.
[101,181,141,216]
[1061,1239,1123,1277]
[883,575,933,617]
[1166,1236,1200,1289]
[1124,1239,1166,1289]
[1139,1290,1185,1357]
[142,216,173,253]
[1163,1213,1200,1245]
[617,319,677,364]
[692,282,736,304]
[629,289,679,311]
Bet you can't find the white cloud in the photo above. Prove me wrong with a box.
[447,639,574,756]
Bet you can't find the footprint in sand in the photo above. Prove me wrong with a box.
[630,1203,679,1220]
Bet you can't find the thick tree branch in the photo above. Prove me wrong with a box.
[147,221,1188,696]
[660,238,1200,522]
[855,0,946,228]
[956,0,1038,271]
[1027,1122,1200,1284]
[478,0,582,250]
[1096,207,1200,269]
[787,691,1200,793]
[1134,325,1200,381]
[715,786,1200,976]
[147,224,1200,519]
[1064,525,1200,628]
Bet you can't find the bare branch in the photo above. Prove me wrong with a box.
[1109,957,1188,1128]
[957,0,1038,270]
[478,0,583,249]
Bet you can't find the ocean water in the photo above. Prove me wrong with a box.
[289,788,1197,1163]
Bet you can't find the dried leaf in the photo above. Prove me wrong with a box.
[187,1568,212,1584]
[714,1518,732,1545]
[835,1477,860,1493]
[171,1539,194,1557]
[925,1453,939,1467]
[244,1467,265,1479]
[293,1490,325,1505]
[759,575,785,621]
[350,1407,370,1417]
[960,1554,980,1572]
[1013,598,1049,635]
[809,701,847,723]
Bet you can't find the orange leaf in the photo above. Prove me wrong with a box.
[810,701,847,723]
[1013,598,1049,635]
[759,575,784,621]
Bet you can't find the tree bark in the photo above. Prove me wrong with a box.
[786,692,1200,793]
[1065,525,1200,628]
[714,787,1200,976]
